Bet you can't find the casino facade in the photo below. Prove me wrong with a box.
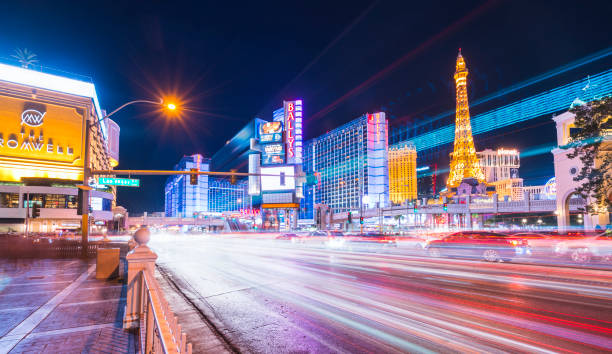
[0,62,119,233]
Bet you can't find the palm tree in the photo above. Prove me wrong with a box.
[11,48,39,69]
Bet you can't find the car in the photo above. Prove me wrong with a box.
[425,231,529,262]
[275,233,302,243]
[336,232,397,252]
[554,232,612,264]
[511,232,593,257]
[394,233,429,252]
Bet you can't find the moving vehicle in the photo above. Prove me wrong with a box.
[275,233,302,243]
[554,232,612,264]
[327,232,397,252]
[425,231,529,262]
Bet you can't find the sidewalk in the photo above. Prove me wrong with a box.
[0,258,137,354]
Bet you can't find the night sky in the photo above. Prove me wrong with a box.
[1,0,611,213]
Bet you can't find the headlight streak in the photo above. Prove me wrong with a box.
[149,233,612,353]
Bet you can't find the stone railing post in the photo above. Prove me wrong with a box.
[123,227,158,329]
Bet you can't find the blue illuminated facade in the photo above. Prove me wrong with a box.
[164,154,210,217]
[208,177,250,213]
[301,112,388,218]
[165,154,250,217]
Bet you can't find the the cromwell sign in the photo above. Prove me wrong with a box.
[21,109,46,127]
[0,96,83,167]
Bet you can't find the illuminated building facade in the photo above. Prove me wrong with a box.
[208,178,249,213]
[477,148,522,201]
[447,50,485,189]
[164,154,210,217]
[253,100,305,230]
[301,112,388,217]
[0,62,118,233]
[388,142,417,204]
[165,154,251,217]
[477,148,520,182]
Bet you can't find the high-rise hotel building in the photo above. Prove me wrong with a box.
[164,154,210,218]
[388,142,417,204]
[164,154,250,217]
[301,112,388,217]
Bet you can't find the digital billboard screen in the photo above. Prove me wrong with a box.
[261,165,295,191]
[261,143,285,165]
[258,121,283,143]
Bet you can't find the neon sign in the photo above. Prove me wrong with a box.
[284,100,302,164]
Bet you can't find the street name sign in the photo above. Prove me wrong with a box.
[98,177,140,187]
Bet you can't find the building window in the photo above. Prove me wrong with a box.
[0,193,19,208]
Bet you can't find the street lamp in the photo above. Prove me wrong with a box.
[80,98,177,257]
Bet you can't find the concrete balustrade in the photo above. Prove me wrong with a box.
[123,227,192,354]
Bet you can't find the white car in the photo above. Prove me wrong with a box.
[555,233,612,264]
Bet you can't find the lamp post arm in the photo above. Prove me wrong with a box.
[96,99,163,125]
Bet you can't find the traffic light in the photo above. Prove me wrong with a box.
[190,168,198,185]
[31,204,40,218]
[413,204,418,213]
[443,203,448,212]
[347,212,352,223]
[360,216,364,225]
[230,169,237,185]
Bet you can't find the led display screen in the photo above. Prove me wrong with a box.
[261,165,295,191]
[258,121,283,143]
[262,143,285,165]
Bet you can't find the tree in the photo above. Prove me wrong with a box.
[566,96,612,215]
[11,48,38,69]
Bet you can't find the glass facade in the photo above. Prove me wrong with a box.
[165,154,251,216]
[389,142,417,204]
[301,112,388,217]
[24,193,79,209]
[208,177,249,213]
[0,192,19,208]
[164,154,210,217]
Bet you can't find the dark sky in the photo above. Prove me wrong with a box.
[1,0,610,212]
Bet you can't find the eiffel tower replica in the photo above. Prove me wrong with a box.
[446,49,486,194]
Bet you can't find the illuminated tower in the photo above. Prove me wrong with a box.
[447,49,485,189]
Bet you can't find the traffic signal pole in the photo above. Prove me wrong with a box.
[25,192,29,238]
[81,120,91,258]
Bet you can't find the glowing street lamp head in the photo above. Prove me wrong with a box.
[166,102,177,111]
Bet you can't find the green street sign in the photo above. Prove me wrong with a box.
[98,177,140,187]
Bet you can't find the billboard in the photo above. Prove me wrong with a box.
[0,95,84,182]
[262,143,285,165]
[258,121,283,143]
[284,100,303,164]
[261,165,295,191]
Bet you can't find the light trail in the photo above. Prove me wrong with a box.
[149,233,612,353]
[402,45,612,132]
[397,68,612,152]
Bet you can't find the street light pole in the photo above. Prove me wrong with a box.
[81,98,175,258]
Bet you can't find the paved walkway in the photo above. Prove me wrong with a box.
[0,258,137,354]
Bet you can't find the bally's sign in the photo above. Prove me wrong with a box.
[0,98,82,164]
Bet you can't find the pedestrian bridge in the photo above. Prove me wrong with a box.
[127,216,225,227]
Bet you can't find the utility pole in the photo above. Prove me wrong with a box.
[25,192,29,238]
[81,120,91,258]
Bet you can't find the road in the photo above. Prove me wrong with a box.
[149,233,612,353]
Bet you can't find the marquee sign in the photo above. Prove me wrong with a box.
[283,100,302,164]
[0,96,84,181]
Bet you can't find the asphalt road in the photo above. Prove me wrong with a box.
[149,234,612,354]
